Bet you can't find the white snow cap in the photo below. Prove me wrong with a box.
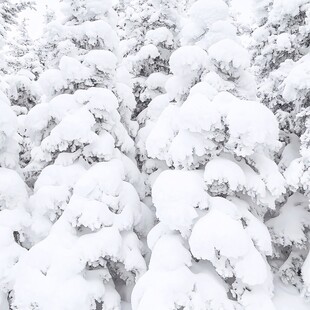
[189,0,229,30]
[169,45,208,77]
[208,38,250,71]
[152,170,209,234]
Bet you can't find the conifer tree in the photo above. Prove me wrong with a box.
[11,1,153,309]
[252,0,310,296]
[120,0,186,116]
[133,1,285,308]
[0,2,32,309]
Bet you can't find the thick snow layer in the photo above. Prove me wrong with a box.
[62,0,114,23]
[0,168,28,210]
[145,27,174,47]
[4,0,306,307]
[140,94,170,124]
[204,21,237,47]
[216,95,281,155]
[189,0,229,30]
[0,94,17,138]
[276,33,292,50]
[233,244,269,286]
[83,131,115,160]
[83,50,117,74]
[25,102,50,135]
[189,196,271,287]
[148,234,191,271]
[0,98,18,167]
[132,233,236,310]
[0,168,29,307]
[279,134,301,171]
[267,193,310,247]
[202,71,235,94]
[189,82,218,101]
[169,46,208,77]
[179,93,221,133]
[152,170,208,233]
[59,56,91,82]
[65,158,150,235]
[50,93,81,120]
[284,157,310,193]
[232,198,272,255]
[146,90,281,170]
[208,39,250,71]
[145,105,180,161]
[303,252,310,295]
[167,130,211,168]
[11,157,149,310]
[238,160,266,199]
[38,69,67,97]
[204,156,246,193]
[270,0,310,23]
[241,287,276,310]
[189,198,251,261]
[82,87,119,115]
[134,44,159,61]
[250,154,286,197]
[40,107,97,153]
[145,72,170,92]
[282,55,310,101]
[26,86,135,167]
[29,163,86,241]
[69,20,119,52]
[273,277,309,310]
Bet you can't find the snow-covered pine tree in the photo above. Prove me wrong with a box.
[252,0,310,134]
[10,1,153,309]
[3,17,41,114]
[0,0,33,49]
[119,0,186,116]
[132,0,286,309]
[0,1,39,117]
[0,89,31,310]
[35,5,66,71]
[0,2,32,309]
[252,0,310,296]
[129,0,190,200]
[0,17,42,175]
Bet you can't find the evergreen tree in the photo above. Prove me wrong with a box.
[119,0,186,116]
[252,0,310,296]
[0,17,42,173]
[0,2,32,309]
[0,2,39,114]
[4,17,41,114]
[0,0,34,48]
[10,1,153,309]
[132,1,285,308]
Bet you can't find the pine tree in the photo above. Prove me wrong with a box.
[0,1,44,171]
[0,0,34,48]
[130,0,189,200]
[132,1,286,308]
[35,5,69,70]
[252,0,310,133]
[0,2,32,309]
[10,1,153,309]
[119,0,186,116]
[0,17,42,173]
[3,18,41,113]
[252,0,310,296]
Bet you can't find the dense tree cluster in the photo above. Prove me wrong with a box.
[0,0,310,309]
